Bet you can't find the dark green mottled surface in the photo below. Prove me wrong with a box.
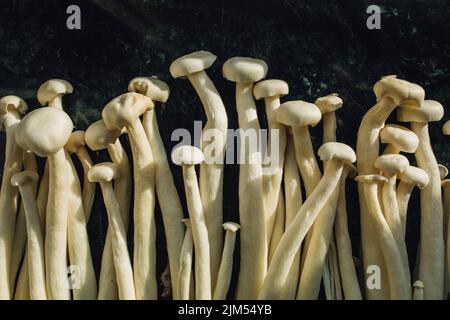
[0,0,449,298]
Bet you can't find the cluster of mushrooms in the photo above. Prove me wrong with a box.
[0,50,449,300]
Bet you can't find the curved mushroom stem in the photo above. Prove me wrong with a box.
[397,181,414,236]
[74,146,95,221]
[410,122,445,299]
[36,161,49,229]
[268,192,285,264]
[177,219,194,300]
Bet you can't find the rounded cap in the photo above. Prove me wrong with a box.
[318,142,356,163]
[171,145,204,166]
[355,174,388,184]
[65,130,86,154]
[37,79,73,106]
[102,92,154,130]
[223,222,241,232]
[373,75,424,108]
[223,57,268,83]
[344,163,358,178]
[413,280,425,289]
[11,170,39,187]
[253,79,289,100]
[438,164,448,180]
[442,120,450,135]
[15,107,73,157]
[276,100,322,128]
[374,154,409,176]
[85,119,122,151]
[128,77,170,103]
[88,162,119,183]
[380,124,418,153]
[0,95,28,130]
[314,93,343,114]
[397,166,429,189]
[397,100,444,123]
[170,51,217,78]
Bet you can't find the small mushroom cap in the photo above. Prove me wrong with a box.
[397,100,444,123]
[171,145,204,166]
[223,222,241,232]
[88,162,119,183]
[65,130,86,154]
[374,154,409,176]
[15,107,73,157]
[181,218,191,227]
[0,95,28,130]
[373,75,424,108]
[318,142,356,164]
[438,164,448,180]
[11,170,39,187]
[397,166,429,189]
[253,79,289,100]
[276,100,322,128]
[314,93,343,114]
[128,77,170,103]
[170,51,217,78]
[344,163,358,178]
[413,280,425,289]
[223,57,268,83]
[443,120,450,135]
[380,124,419,153]
[85,119,122,151]
[355,174,388,184]
[37,79,73,106]
[102,92,154,131]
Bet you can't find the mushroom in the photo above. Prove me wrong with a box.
[315,93,343,144]
[170,52,228,292]
[15,106,73,300]
[253,79,288,242]
[413,280,425,300]
[355,174,412,299]
[177,219,194,300]
[380,124,419,155]
[438,164,448,180]
[0,95,27,299]
[213,222,241,300]
[397,99,445,299]
[37,79,73,109]
[356,75,424,299]
[85,119,132,300]
[88,162,135,300]
[11,171,46,300]
[223,56,268,299]
[172,145,211,299]
[258,142,356,299]
[102,92,157,299]
[128,77,185,298]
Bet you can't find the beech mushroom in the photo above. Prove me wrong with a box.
[223,56,268,299]
[380,124,419,155]
[128,77,185,298]
[253,79,288,242]
[315,93,343,144]
[37,79,73,109]
[397,99,445,299]
[102,92,157,300]
[85,119,131,300]
[88,162,135,300]
[356,75,424,299]
[258,142,356,299]
[15,106,73,300]
[177,219,194,300]
[0,95,27,299]
[213,222,240,300]
[413,280,425,300]
[11,171,46,300]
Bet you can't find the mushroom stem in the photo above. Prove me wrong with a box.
[36,162,49,229]
[13,258,29,299]
[397,181,414,236]
[177,219,194,300]
[268,192,285,264]
[413,280,424,300]
[74,146,95,221]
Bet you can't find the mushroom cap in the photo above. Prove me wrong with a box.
[85,119,122,151]
[438,164,448,180]
[102,92,154,130]
[276,100,322,128]
[170,51,217,78]
[355,174,388,184]
[15,107,73,157]
[397,166,429,189]
[344,163,358,178]
[314,93,343,114]
[88,162,119,183]
[222,57,268,83]
[380,124,419,153]
[413,280,425,289]
[171,145,204,166]
[253,79,289,100]
[223,222,241,232]
[442,120,450,135]
[11,170,39,187]
[0,95,28,130]
[65,130,86,154]
[374,154,409,176]
[397,100,444,123]
[318,142,356,163]
[128,77,170,103]
[373,75,424,108]
[37,79,73,106]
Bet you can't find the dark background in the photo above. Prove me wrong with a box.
[0,0,449,298]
